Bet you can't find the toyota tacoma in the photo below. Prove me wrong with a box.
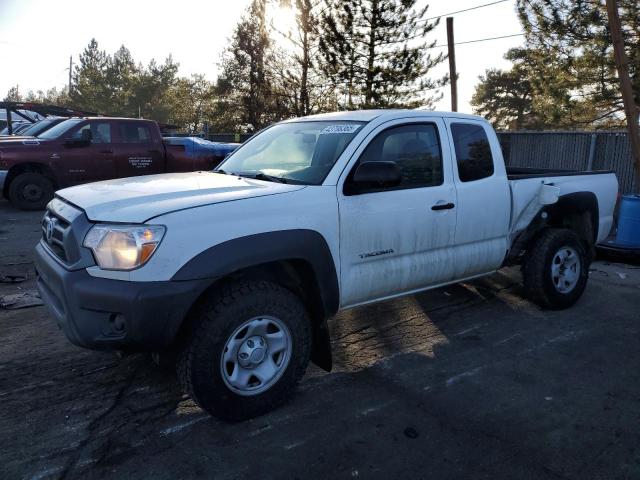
[34,110,618,420]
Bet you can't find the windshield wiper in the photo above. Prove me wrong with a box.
[253,172,288,184]
[235,171,288,184]
[213,169,228,174]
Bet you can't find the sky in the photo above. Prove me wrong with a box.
[0,0,524,115]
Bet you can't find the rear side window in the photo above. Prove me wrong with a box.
[451,123,494,182]
[356,123,443,190]
[120,123,152,143]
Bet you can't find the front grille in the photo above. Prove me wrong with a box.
[42,209,71,262]
[40,198,96,270]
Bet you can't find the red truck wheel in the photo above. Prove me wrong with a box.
[8,173,54,210]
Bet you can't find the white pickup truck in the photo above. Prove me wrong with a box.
[35,110,618,420]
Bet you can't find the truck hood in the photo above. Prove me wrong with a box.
[0,136,46,145]
[57,171,306,223]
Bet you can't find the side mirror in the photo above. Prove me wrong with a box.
[351,161,402,192]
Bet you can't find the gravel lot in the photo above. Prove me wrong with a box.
[1,199,639,480]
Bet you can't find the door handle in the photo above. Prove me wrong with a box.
[148,149,160,154]
[100,149,113,154]
[431,202,455,211]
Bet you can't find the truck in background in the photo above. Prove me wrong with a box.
[0,117,238,209]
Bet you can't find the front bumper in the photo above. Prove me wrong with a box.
[34,241,210,351]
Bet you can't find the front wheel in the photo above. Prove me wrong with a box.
[177,280,311,421]
[523,228,590,310]
[8,172,54,210]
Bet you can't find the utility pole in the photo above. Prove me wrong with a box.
[68,55,73,95]
[446,17,457,112]
[606,0,640,187]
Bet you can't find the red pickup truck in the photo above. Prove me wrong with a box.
[0,117,236,210]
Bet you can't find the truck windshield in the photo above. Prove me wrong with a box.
[218,121,366,185]
[37,119,83,139]
[21,118,61,137]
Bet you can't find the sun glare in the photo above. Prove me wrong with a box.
[268,3,298,40]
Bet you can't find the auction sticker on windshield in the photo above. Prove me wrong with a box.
[319,124,361,135]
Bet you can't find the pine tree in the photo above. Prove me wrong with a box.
[270,0,338,116]
[319,0,446,109]
[515,0,640,127]
[290,0,316,115]
[471,49,540,130]
[71,38,110,113]
[105,45,139,116]
[133,56,179,121]
[24,87,70,106]
[3,85,22,102]
[218,0,276,131]
[167,74,217,133]
[319,0,363,108]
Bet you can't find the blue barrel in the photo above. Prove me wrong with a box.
[615,194,640,246]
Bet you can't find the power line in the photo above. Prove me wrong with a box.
[422,0,510,22]
[432,32,524,48]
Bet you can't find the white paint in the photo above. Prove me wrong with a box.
[131,386,150,394]
[247,424,273,437]
[358,400,396,416]
[0,380,55,398]
[342,271,494,311]
[57,171,306,223]
[445,366,485,386]
[443,116,512,278]
[508,173,618,245]
[493,333,522,346]
[29,465,64,480]
[159,415,208,436]
[284,440,306,450]
[337,116,457,306]
[518,330,584,355]
[454,324,486,336]
[52,110,618,318]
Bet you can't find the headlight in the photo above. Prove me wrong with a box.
[83,224,165,270]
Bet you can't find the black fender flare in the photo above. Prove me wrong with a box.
[508,191,600,264]
[171,229,339,371]
[545,191,599,243]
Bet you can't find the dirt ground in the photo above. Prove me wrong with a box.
[1,198,639,480]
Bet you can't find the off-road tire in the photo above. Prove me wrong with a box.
[8,172,54,210]
[177,280,311,421]
[523,228,589,310]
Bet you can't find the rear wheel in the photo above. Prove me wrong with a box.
[523,228,590,309]
[177,280,311,421]
[8,172,54,210]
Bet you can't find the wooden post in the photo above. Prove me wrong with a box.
[68,56,73,94]
[446,17,458,112]
[606,0,640,189]
[6,108,12,135]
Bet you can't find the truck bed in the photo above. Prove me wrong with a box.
[506,166,615,180]
[507,168,619,246]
